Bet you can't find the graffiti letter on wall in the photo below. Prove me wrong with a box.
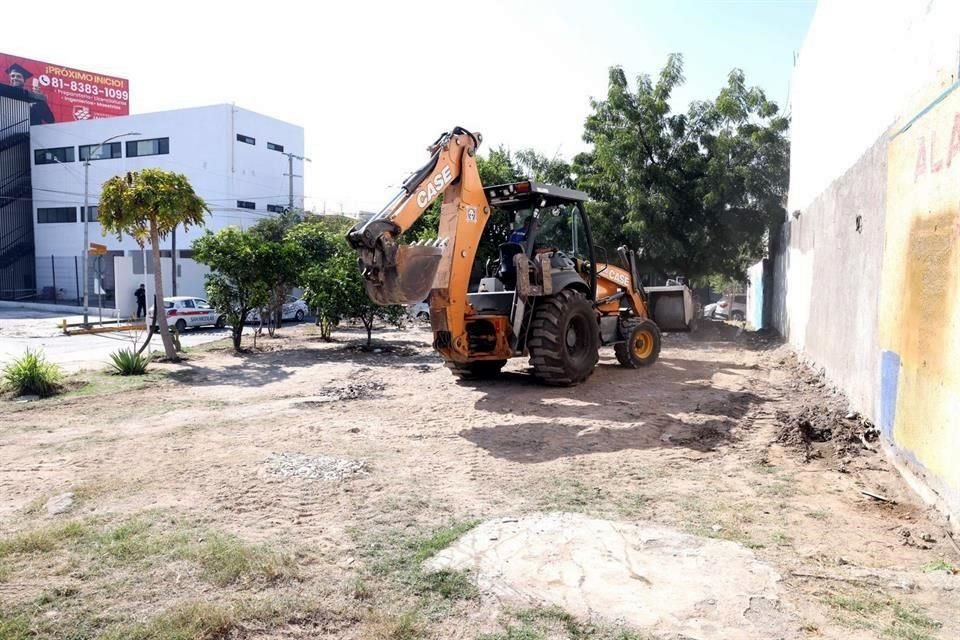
[948,113,960,167]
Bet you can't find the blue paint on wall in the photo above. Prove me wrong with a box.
[880,350,901,438]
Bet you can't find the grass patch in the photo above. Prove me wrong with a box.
[102,601,236,640]
[64,369,168,399]
[538,479,607,513]
[356,520,480,628]
[369,609,424,640]
[0,516,297,587]
[0,612,32,640]
[0,520,89,557]
[821,589,941,639]
[805,509,830,521]
[180,531,298,586]
[479,607,654,640]
[921,559,956,573]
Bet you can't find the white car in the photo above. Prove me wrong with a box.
[149,296,226,332]
[706,294,747,321]
[406,302,430,322]
[247,296,309,323]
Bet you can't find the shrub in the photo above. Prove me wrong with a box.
[2,349,63,397]
[108,349,151,376]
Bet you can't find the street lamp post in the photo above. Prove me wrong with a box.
[81,132,139,326]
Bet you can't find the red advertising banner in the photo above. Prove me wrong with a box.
[0,52,129,125]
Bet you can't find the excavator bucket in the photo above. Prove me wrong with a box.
[365,244,443,305]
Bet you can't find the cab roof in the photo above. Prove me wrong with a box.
[484,181,589,209]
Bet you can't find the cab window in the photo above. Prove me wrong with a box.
[182,299,195,308]
[534,204,590,261]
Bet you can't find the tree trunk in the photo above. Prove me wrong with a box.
[232,325,243,350]
[150,222,178,360]
[364,313,373,348]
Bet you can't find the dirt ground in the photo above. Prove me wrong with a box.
[1,320,958,639]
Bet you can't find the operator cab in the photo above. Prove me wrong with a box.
[468,181,595,315]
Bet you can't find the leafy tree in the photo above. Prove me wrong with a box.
[247,212,305,335]
[287,220,338,337]
[300,250,354,341]
[575,54,789,282]
[192,227,270,350]
[303,235,404,348]
[99,169,208,360]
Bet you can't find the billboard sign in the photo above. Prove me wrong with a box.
[0,52,129,125]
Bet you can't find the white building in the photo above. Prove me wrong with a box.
[28,104,304,316]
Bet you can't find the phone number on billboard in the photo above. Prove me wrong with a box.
[47,77,128,100]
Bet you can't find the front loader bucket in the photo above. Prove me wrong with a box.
[366,244,443,305]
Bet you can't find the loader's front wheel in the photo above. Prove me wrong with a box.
[528,289,600,386]
[447,359,506,380]
[615,319,662,368]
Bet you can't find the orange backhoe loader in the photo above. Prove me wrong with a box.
[346,126,662,385]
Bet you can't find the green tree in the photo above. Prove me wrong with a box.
[249,212,305,336]
[300,250,354,341]
[192,227,270,350]
[576,54,789,282]
[287,220,337,336]
[99,169,208,360]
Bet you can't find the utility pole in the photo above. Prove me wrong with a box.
[282,152,311,212]
[81,131,140,326]
[171,226,177,296]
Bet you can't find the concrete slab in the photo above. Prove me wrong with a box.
[429,513,796,640]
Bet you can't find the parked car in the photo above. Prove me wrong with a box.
[149,296,226,332]
[702,302,718,318]
[407,302,430,322]
[708,294,747,321]
[247,296,309,323]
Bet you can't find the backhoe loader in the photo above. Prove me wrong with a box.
[346,126,662,385]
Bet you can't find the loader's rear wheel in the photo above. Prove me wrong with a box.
[528,289,600,386]
[447,359,506,380]
[615,319,662,368]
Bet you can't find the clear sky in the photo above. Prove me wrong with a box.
[5,0,816,213]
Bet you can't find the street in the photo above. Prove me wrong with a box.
[0,308,242,371]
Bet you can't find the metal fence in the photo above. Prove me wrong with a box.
[31,254,116,308]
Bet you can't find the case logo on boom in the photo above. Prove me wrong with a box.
[416,165,453,208]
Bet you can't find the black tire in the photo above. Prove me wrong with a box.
[417,311,430,322]
[215,315,226,329]
[731,311,744,322]
[528,289,600,386]
[614,319,662,368]
[447,359,506,379]
[295,309,305,322]
[174,318,187,333]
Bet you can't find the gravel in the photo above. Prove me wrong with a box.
[265,453,368,481]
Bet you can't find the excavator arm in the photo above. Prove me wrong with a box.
[346,127,490,360]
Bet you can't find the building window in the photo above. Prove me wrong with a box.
[237,200,256,210]
[237,134,256,145]
[79,142,122,161]
[178,250,194,259]
[126,137,170,158]
[81,206,98,222]
[267,142,284,152]
[266,204,286,213]
[37,207,77,223]
[34,147,75,165]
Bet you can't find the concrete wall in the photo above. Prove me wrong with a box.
[775,138,889,417]
[778,0,960,521]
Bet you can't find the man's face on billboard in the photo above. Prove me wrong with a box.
[9,70,25,87]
